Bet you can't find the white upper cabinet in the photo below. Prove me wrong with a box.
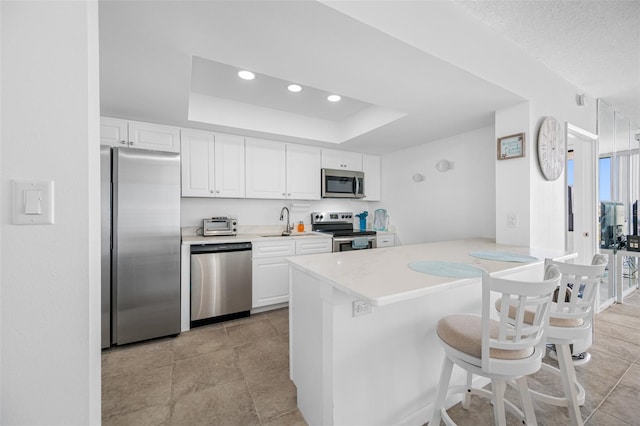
[181,129,245,198]
[246,139,322,200]
[100,117,180,153]
[181,129,214,197]
[286,144,321,200]
[128,121,180,152]
[214,133,246,198]
[100,117,128,147]
[321,148,363,171]
[363,154,381,201]
[245,138,287,199]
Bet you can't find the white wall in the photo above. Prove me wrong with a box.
[495,102,532,246]
[377,126,496,245]
[1,2,101,424]
[325,1,598,252]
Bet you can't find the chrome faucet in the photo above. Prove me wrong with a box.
[280,206,293,235]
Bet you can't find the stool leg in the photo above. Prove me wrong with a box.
[515,375,537,426]
[557,344,584,426]
[430,356,454,426]
[492,379,507,426]
[462,372,472,409]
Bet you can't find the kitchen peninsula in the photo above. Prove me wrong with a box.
[287,238,575,426]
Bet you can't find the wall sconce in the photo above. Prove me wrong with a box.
[412,173,425,182]
[435,159,453,172]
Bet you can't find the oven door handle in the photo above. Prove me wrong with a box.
[333,237,354,243]
[333,236,375,243]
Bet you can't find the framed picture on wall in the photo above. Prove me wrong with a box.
[497,133,526,160]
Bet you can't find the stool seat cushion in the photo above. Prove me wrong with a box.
[437,314,534,360]
[494,299,583,328]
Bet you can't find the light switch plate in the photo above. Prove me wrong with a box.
[12,180,54,225]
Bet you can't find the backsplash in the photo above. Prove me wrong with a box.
[180,197,375,229]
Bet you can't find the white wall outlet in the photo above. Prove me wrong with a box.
[353,300,372,317]
[507,213,518,228]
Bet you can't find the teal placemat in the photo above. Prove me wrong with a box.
[408,261,483,278]
[469,251,538,263]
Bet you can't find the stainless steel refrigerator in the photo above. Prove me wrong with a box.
[101,146,181,347]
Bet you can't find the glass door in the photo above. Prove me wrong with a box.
[597,101,617,310]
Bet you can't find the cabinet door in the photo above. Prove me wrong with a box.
[252,258,290,307]
[214,133,245,198]
[341,151,363,171]
[321,148,343,170]
[363,154,381,201]
[286,144,321,200]
[181,129,215,197]
[245,138,286,199]
[128,120,180,152]
[100,117,128,147]
[321,148,362,171]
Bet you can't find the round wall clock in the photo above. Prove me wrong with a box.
[537,117,565,181]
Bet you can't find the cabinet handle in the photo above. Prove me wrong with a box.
[120,140,126,145]
[129,141,134,145]
[210,190,214,193]
[216,190,220,194]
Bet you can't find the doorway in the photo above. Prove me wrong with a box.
[566,123,598,265]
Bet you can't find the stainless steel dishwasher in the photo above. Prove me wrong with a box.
[190,242,252,326]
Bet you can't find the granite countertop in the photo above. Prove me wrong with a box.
[286,237,575,307]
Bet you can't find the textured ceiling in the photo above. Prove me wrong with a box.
[454,0,640,126]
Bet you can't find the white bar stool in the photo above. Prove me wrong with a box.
[430,265,561,426]
[496,255,607,426]
[534,256,607,425]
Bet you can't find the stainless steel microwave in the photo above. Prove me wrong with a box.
[203,217,237,236]
[321,168,365,199]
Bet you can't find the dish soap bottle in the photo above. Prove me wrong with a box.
[297,221,305,232]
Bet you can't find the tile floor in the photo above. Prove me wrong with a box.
[102,308,304,425]
[102,291,640,426]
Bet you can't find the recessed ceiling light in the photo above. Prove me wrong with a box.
[238,70,255,80]
[327,94,341,102]
[288,84,302,93]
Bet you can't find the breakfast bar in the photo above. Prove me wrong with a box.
[287,238,575,426]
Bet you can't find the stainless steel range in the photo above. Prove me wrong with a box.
[311,211,377,252]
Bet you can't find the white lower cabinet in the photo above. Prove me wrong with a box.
[252,240,295,308]
[252,257,292,308]
[252,237,331,308]
[376,233,395,248]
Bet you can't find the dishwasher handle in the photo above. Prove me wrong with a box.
[190,242,252,254]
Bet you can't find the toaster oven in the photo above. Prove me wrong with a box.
[203,217,237,236]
